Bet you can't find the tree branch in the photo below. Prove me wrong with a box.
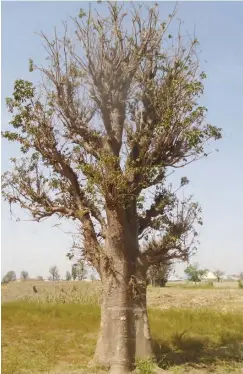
[141,196,201,265]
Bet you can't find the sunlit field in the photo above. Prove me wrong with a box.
[2,281,243,374]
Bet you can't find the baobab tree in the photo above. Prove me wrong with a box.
[2,3,221,373]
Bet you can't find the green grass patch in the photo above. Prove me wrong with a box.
[2,302,101,374]
[2,301,243,374]
[149,308,243,347]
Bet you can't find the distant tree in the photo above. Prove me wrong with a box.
[90,273,96,282]
[185,263,207,283]
[20,270,29,280]
[239,272,243,280]
[71,264,78,281]
[147,261,173,287]
[65,271,72,281]
[37,276,44,281]
[214,269,224,282]
[2,270,16,284]
[238,280,243,289]
[49,265,60,281]
[76,261,87,281]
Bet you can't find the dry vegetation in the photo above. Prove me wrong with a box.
[2,281,243,374]
[147,283,243,313]
[1,280,102,305]
[2,280,242,312]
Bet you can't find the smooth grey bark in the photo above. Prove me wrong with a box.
[94,276,135,373]
[94,259,155,372]
[134,261,155,360]
[94,207,155,373]
[96,208,137,373]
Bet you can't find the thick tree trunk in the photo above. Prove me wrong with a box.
[94,206,155,372]
[94,207,138,373]
[134,262,155,360]
[95,259,155,371]
[94,272,136,373]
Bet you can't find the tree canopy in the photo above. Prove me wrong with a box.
[214,269,224,282]
[49,265,60,281]
[185,263,207,283]
[20,270,29,280]
[2,270,17,284]
[147,260,173,287]
[2,3,221,273]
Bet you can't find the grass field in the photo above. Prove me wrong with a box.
[1,281,243,374]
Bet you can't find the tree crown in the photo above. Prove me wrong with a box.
[185,263,207,282]
[2,3,222,270]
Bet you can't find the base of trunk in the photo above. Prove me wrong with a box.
[95,307,154,366]
[94,235,155,372]
[95,304,155,368]
[109,364,132,374]
[134,306,155,360]
[94,304,136,369]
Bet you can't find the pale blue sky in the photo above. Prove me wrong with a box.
[1,1,243,279]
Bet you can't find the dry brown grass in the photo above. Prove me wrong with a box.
[2,280,242,313]
[147,285,243,313]
[1,279,102,304]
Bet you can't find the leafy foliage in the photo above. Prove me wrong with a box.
[2,270,17,284]
[185,263,207,283]
[73,261,87,281]
[20,270,29,281]
[147,260,173,287]
[2,3,222,275]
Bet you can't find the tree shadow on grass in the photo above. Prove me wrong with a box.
[153,333,243,370]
